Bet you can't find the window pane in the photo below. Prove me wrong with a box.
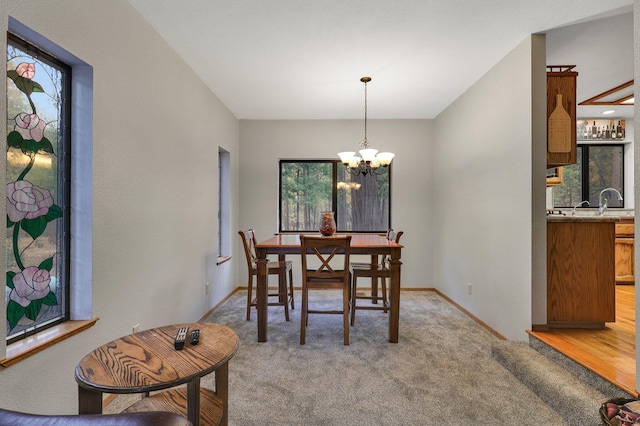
[280,160,390,233]
[588,145,624,208]
[553,148,582,208]
[280,162,333,231]
[337,167,390,232]
[552,145,624,210]
[6,37,69,342]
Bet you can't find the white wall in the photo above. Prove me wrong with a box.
[432,35,547,340]
[0,0,239,414]
[238,119,433,290]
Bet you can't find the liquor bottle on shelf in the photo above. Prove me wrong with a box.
[617,120,624,139]
[605,125,611,139]
[591,121,597,138]
[611,123,617,139]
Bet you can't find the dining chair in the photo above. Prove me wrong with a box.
[299,234,352,345]
[350,229,403,325]
[238,229,294,321]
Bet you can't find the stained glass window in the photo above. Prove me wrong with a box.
[6,33,71,343]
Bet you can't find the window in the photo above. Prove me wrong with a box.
[218,148,231,260]
[279,160,391,233]
[6,34,71,343]
[553,144,624,209]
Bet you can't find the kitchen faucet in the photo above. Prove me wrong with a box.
[598,188,623,215]
[572,200,589,216]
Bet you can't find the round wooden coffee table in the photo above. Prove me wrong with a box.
[75,323,238,426]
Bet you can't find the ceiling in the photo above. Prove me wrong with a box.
[128,0,633,120]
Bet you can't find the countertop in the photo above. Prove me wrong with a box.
[546,215,621,223]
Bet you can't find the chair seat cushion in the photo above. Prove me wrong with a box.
[0,409,192,426]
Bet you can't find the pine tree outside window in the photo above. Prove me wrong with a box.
[279,160,391,233]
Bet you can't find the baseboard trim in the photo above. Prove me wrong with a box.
[431,289,507,341]
[201,287,505,341]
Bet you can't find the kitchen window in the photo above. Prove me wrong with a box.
[553,144,624,209]
[279,160,391,233]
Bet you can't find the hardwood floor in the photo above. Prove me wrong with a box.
[527,285,637,396]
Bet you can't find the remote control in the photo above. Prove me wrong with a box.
[190,329,200,345]
[174,326,189,350]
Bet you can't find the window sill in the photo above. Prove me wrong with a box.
[0,318,99,367]
[217,256,232,265]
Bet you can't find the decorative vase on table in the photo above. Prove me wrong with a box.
[320,211,336,236]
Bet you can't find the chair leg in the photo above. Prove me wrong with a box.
[288,268,295,310]
[381,276,389,313]
[371,276,379,304]
[343,281,350,345]
[246,275,253,321]
[350,274,358,326]
[300,285,307,345]
[280,270,290,322]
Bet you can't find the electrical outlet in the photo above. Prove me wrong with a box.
[132,323,140,333]
[467,283,472,295]
[205,282,210,295]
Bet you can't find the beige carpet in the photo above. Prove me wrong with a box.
[106,290,599,425]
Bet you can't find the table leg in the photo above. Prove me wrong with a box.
[78,386,102,414]
[279,254,286,305]
[388,248,402,343]
[215,362,229,426]
[256,247,268,342]
[187,377,201,426]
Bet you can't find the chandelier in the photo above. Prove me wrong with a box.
[338,77,394,176]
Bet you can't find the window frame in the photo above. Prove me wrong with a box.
[554,143,625,209]
[278,159,392,234]
[6,33,72,344]
[217,147,231,264]
[1,19,96,365]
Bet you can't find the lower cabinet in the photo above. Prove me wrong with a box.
[615,218,634,285]
[547,218,616,329]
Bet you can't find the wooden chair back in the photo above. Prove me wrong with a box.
[300,235,352,284]
[387,229,403,243]
[238,229,258,273]
[383,229,403,264]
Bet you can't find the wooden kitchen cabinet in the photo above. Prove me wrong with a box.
[547,66,578,168]
[547,217,617,328]
[615,218,634,285]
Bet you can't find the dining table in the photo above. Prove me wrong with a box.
[254,233,403,343]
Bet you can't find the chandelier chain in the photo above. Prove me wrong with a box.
[363,79,368,149]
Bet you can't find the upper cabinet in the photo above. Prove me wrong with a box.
[547,66,578,168]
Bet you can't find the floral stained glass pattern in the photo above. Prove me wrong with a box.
[6,36,69,342]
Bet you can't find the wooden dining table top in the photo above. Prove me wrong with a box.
[255,233,403,254]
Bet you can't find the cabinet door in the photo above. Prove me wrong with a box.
[547,221,615,326]
[547,69,578,168]
[615,237,634,284]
